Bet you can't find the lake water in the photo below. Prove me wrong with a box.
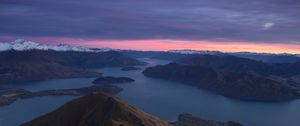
[1,58,300,126]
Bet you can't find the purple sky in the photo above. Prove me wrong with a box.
[0,0,300,52]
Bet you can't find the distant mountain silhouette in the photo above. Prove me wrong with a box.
[0,50,145,84]
[231,53,300,63]
[122,50,300,63]
[177,54,300,77]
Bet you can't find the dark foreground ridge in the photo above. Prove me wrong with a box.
[143,63,300,101]
[21,93,170,126]
[0,85,122,106]
[92,76,135,85]
[21,93,243,126]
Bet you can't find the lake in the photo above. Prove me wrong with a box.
[1,58,300,126]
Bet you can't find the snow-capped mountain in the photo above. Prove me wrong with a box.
[0,39,112,52]
[168,49,300,63]
[169,49,297,56]
[169,49,224,55]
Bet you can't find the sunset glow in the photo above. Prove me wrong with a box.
[1,35,299,54]
[80,40,300,54]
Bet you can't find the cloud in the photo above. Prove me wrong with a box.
[263,22,275,30]
[0,0,299,43]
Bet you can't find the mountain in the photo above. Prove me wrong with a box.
[168,49,300,63]
[177,54,300,77]
[169,49,224,55]
[120,50,189,61]
[92,76,135,85]
[0,50,100,84]
[0,39,111,52]
[171,113,243,126]
[0,40,145,67]
[21,93,243,126]
[143,63,300,101]
[121,49,300,63]
[120,50,166,58]
[231,52,300,63]
[0,49,145,84]
[0,85,122,106]
[21,93,170,126]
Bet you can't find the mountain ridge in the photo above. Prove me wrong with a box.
[0,49,145,84]
[21,93,170,126]
[0,39,111,52]
[21,93,244,126]
[143,63,300,101]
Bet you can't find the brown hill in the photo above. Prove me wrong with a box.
[21,93,170,126]
[143,63,300,101]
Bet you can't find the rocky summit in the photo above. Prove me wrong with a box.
[21,93,170,126]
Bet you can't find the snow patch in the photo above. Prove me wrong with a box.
[168,49,298,56]
[0,39,112,52]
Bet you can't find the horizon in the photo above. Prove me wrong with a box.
[2,1,300,126]
[1,38,300,54]
[1,0,300,54]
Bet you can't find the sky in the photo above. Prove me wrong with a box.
[0,0,300,53]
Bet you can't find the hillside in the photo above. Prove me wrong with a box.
[0,50,145,84]
[143,63,300,101]
[21,93,170,126]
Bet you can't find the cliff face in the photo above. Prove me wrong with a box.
[21,93,170,126]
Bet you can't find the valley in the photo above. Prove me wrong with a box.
[1,46,300,126]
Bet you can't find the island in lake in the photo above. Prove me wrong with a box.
[92,76,135,85]
[0,75,136,106]
[0,85,122,106]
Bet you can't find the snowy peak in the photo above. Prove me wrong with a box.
[169,49,224,55]
[168,49,297,56]
[168,49,300,63]
[0,39,111,52]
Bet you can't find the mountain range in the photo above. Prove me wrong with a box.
[143,54,300,101]
[0,39,111,52]
[122,49,300,63]
[2,39,300,63]
[169,49,300,63]
[177,54,300,77]
[0,41,145,84]
[143,63,300,101]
